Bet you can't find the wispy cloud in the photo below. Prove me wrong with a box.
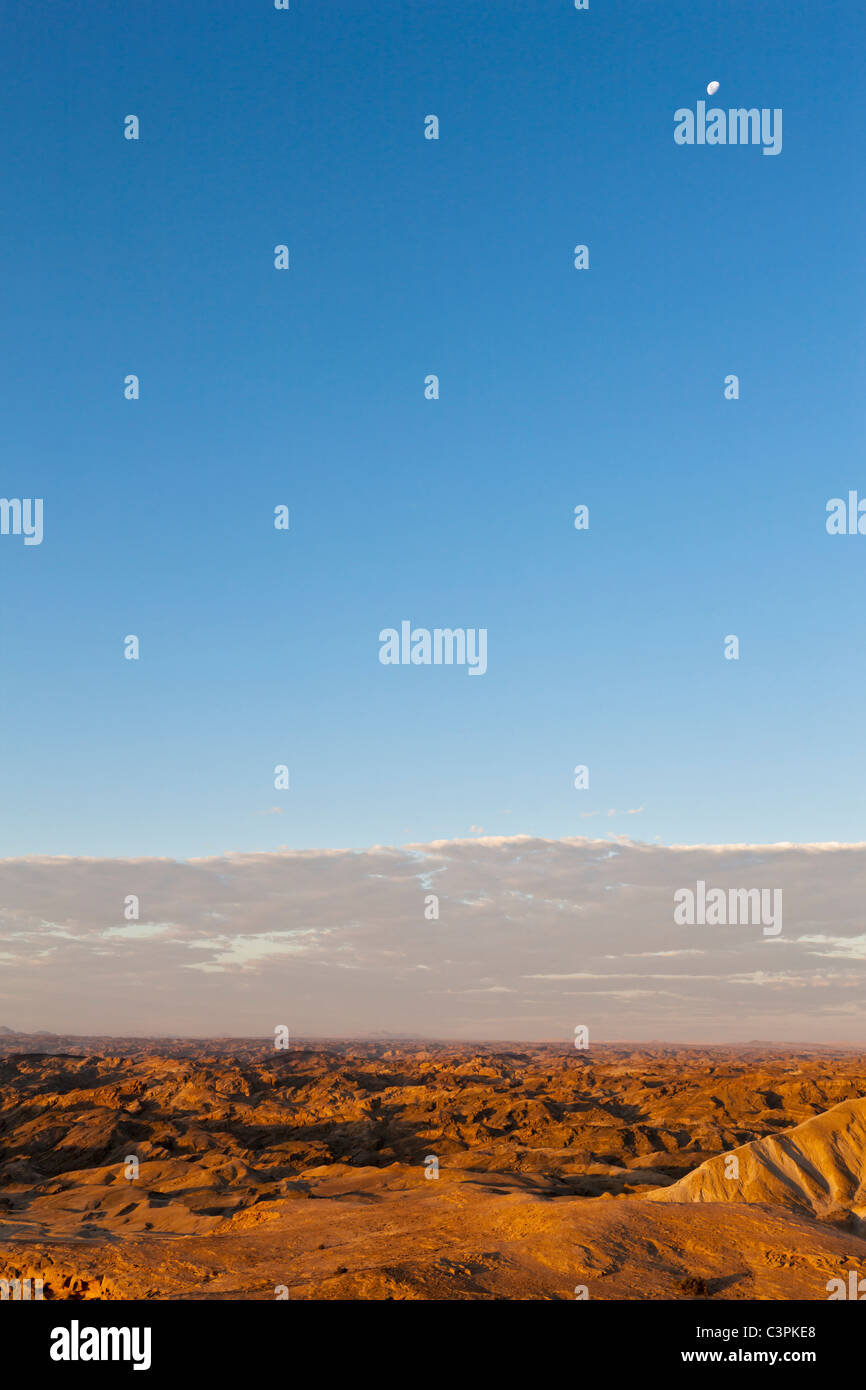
[1,836,865,1039]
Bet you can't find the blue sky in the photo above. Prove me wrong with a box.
[1,0,863,860]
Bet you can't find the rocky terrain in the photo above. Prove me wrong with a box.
[650,1094,866,1217]
[1,1034,865,1300]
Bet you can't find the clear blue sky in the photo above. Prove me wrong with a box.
[1,0,863,859]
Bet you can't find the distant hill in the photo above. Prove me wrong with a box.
[649,1095,866,1219]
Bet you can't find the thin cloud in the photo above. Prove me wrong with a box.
[0,836,865,1039]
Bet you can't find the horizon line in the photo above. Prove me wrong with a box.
[2,1029,863,1049]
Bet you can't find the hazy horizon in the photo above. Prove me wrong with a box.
[3,1028,864,1048]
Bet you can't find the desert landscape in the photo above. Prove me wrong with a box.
[1,1032,865,1301]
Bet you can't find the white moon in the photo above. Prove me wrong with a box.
[706,81,720,96]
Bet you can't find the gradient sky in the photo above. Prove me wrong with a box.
[1,0,864,863]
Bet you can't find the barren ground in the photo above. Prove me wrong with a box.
[1,1036,864,1300]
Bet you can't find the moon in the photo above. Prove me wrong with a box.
[706,81,720,96]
